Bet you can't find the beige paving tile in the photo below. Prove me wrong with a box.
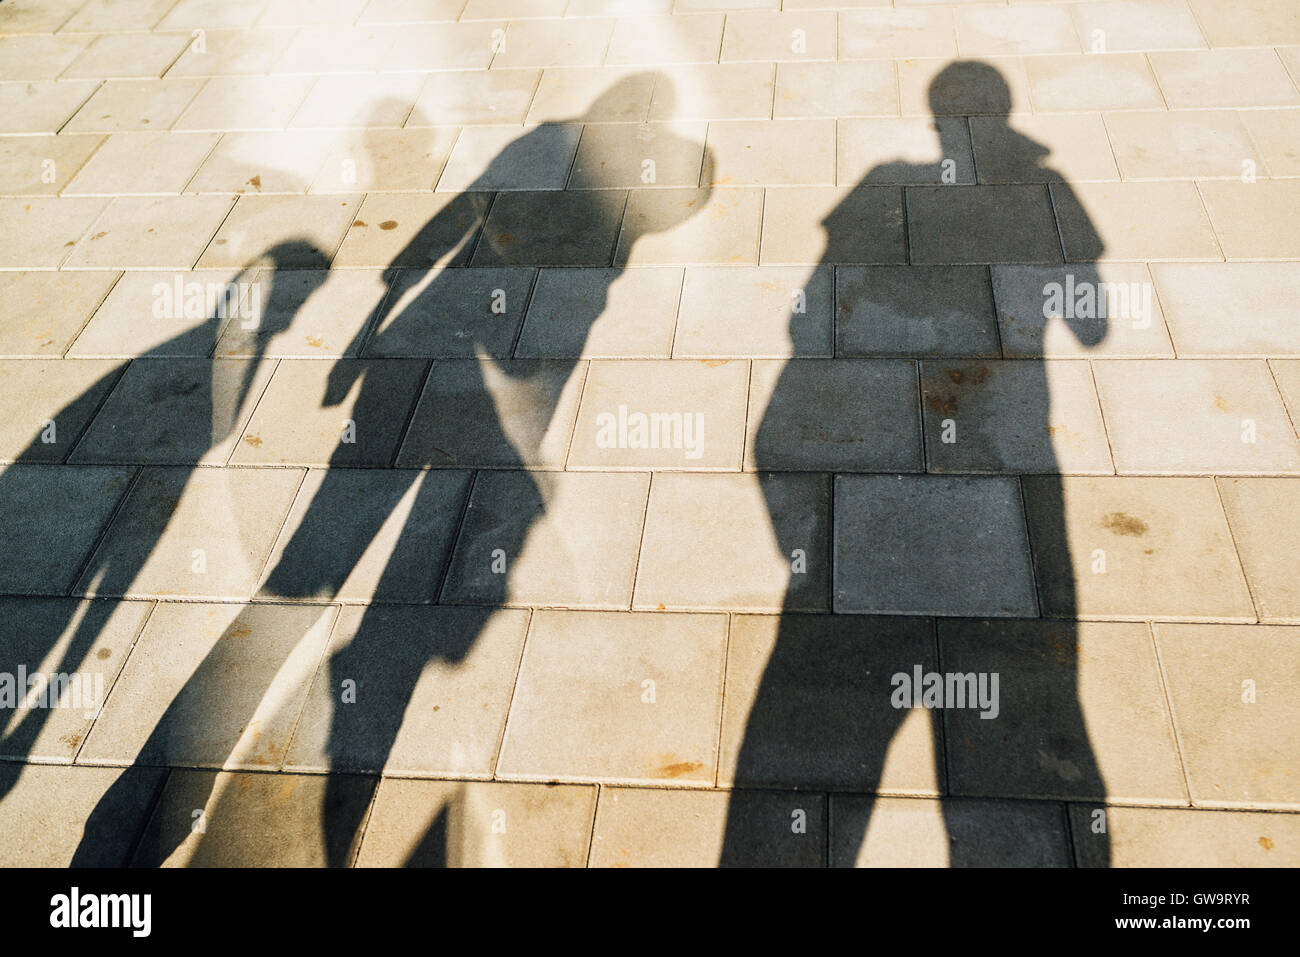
[311,127,459,193]
[942,618,1186,804]
[1104,110,1261,180]
[497,609,726,784]
[720,11,837,62]
[216,268,390,357]
[0,133,103,197]
[173,75,316,131]
[359,0,468,20]
[464,0,565,16]
[64,78,205,133]
[283,605,527,775]
[473,188,626,265]
[494,18,614,68]
[1274,358,1300,421]
[971,113,1119,184]
[674,265,831,357]
[77,466,304,599]
[569,121,706,189]
[61,32,191,80]
[0,358,121,463]
[1150,49,1300,109]
[333,192,488,267]
[66,195,235,269]
[773,60,897,118]
[760,185,906,264]
[838,7,956,60]
[384,21,503,70]
[1189,0,1300,46]
[517,266,682,358]
[0,197,109,268]
[908,185,1062,264]
[1152,263,1300,355]
[838,265,999,357]
[526,66,655,123]
[412,68,539,125]
[1068,0,1207,52]
[0,271,119,357]
[590,787,826,867]
[63,0,188,32]
[358,780,596,867]
[991,263,1174,358]
[1071,804,1300,867]
[1022,475,1255,620]
[165,27,299,78]
[647,63,774,121]
[271,23,398,74]
[1094,359,1300,473]
[0,0,84,33]
[569,0,673,15]
[1155,623,1300,808]
[437,124,582,191]
[81,601,337,768]
[1052,182,1220,261]
[442,470,649,607]
[364,267,531,358]
[838,117,974,186]
[1217,478,1300,621]
[605,13,723,65]
[158,0,271,30]
[634,472,830,612]
[196,194,360,268]
[289,74,425,129]
[186,129,335,194]
[721,614,941,791]
[1239,109,1300,177]
[0,34,89,81]
[568,357,748,468]
[63,131,220,195]
[1025,54,1164,112]
[955,5,1080,55]
[617,186,762,264]
[1198,181,1300,260]
[0,80,101,133]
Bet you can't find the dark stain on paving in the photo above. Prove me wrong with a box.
[379,220,398,230]
[1100,512,1149,537]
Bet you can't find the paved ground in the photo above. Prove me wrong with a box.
[1,0,1298,867]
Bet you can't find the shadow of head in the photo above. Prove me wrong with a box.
[239,239,331,343]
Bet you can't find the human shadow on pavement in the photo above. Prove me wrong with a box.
[719,61,1112,867]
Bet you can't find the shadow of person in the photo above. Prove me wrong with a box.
[719,61,1111,867]
[93,74,714,867]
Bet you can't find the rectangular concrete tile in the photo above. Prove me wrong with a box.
[590,787,825,867]
[360,0,469,21]
[1150,49,1300,109]
[838,8,956,59]
[234,358,425,466]
[569,121,707,189]
[1067,0,1207,52]
[172,75,315,131]
[1155,623,1300,809]
[748,359,922,471]
[0,133,104,196]
[721,614,941,791]
[442,470,649,608]
[1153,263,1300,356]
[364,267,532,358]
[956,5,1080,55]
[384,22,501,71]
[1239,109,1300,177]
[159,0,270,30]
[72,358,276,465]
[516,266,683,358]
[77,466,303,599]
[311,128,459,193]
[67,0,199,31]
[720,11,837,62]
[259,0,370,27]
[834,474,1037,617]
[333,193,489,268]
[289,74,424,129]
[81,601,336,768]
[497,609,726,784]
[1071,804,1300,867]
[0,80,100,133]
[0,0,84,33]
[970,114,1120,184]
[63,79,205,133]
[1198,181,1300,260]
[474,189,627,266]
[908,185,1062,265]
[0,197,109,268]
[832,796,1070,867]
[0,596,149,761]
[942,618,1186,804]
[257,468,471,602]
[398,358,583,468]
[217,268,389,358]
[132,769,375,867]
[526,66,655,123]
[605,14,723,66]
[634,472,830,612]
[0,271,119,357]
[1218,478,1300,621]
[838,117,975,186]
[357,780,596,867]
[63,131,220,195]
[899,57,1032,117]
[675,265,830,357]
[761,186,906,264]
[702,120,836,187]
[61,32,191,80]
[617,187,762,265]
[648,64,775,122]
[1024,54,1164,113]
[261,22,393,73]
[568,358,745,469]
[1022,475,1255,620]
[0,764,164,867]
[67,195,236,269]
[494,18,613,68]
[992,263,1174,358]
[1276,358,1300,423]
[1052,182,1220,261]
[0,34,89,81]
[1189,0,1300,46]
[412,68,539,126]
[165,27,298,78]
[284,606,529,776]
[0,464,133,595]
[438,125,581,192]
[837,265,999,357]
[1104,111,1261,180]
[1095,359,1300,473]
[0,358,122,463]
[773,61,897,118]
[921,359,1112,474]
[196,194,360,268]
[186,129,335,194]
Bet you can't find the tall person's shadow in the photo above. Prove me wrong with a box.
[720,62,1111,867]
